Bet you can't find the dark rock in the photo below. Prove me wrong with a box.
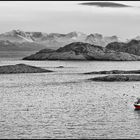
[57,66,64,68]
[84,70,140,74]
[0,63,53,74]
[89,75,140,82]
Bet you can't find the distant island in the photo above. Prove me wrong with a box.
[0,64,53,74]
[84,69,140,74]
[23,42,140,61]
[86,69,140,82]
[89,75,140,82]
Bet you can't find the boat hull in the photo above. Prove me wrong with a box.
[134,104,140,109]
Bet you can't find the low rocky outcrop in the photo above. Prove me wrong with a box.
[0,63,53,74]
[89,75,140,82]
[84,70,140,74]
[57,66,64,68]
[23,42,140,61]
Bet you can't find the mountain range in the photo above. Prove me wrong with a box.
[0,29,122,52]
[1,29,140,61]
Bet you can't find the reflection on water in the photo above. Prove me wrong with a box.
[134,109,140,117]
[1,60,140,138]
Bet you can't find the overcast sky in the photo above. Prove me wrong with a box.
[0,1,140,40]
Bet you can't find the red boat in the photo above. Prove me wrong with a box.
[134,98,140,109]
[134,103,140,109]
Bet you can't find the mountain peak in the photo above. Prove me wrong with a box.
[66,31,86,37]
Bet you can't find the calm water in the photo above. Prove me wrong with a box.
[1,59,140,139]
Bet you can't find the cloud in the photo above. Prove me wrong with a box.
[79,2,131,8]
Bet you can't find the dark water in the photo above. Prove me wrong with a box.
[0,60,140,139]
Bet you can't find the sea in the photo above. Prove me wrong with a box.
[1,53,140,139]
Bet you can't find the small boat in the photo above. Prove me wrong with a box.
[134,98,140,109]
[134,103,140,109]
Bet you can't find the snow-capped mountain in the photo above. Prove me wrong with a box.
[85,33,119,47]
[0,29,122,50]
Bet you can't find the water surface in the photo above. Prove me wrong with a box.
[0,59,140,139]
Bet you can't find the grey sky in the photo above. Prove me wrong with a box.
[0,1,140,40]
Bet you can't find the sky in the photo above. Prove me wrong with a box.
[0,1,140,40]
